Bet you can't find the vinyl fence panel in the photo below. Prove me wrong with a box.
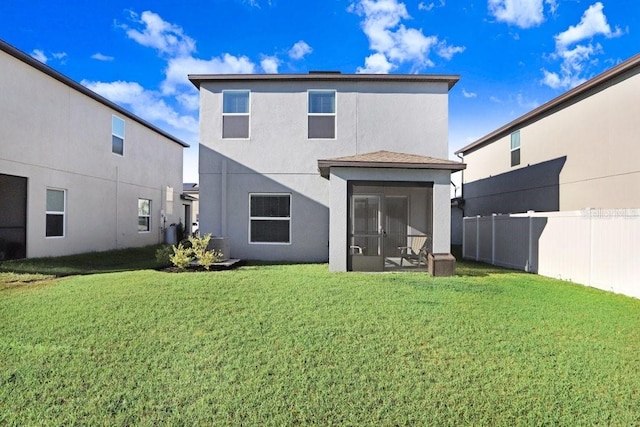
[463,209,640,299]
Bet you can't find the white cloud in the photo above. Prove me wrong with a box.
[288,40,313,60]
[357,52,395,73]
[260,55,280,73]
[488,0,556,29]
[437,42,465,60]
[554,2,622,51]
[123,10,195,57]
[418,2,434,11]
[418,0,444,11]
[30,49,67,64]
[351,0,463,73]
[91,53,114,61]
[30,49,48,63]
[462,89,477,98]
[82,79,198,135]
[542,2,623,90]
[245,0,272,7]
[542,43,601,89]
[162,54,256,95]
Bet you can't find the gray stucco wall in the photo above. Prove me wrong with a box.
[0,48,184,258]
[461,67,640,213]
[199,79,452,262]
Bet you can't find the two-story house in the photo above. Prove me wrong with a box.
[455,52,640,216]
[0,39,188,259]
[189,72,464,273]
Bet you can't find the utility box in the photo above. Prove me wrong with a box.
[428,253,456,277]
[208,237,230,261]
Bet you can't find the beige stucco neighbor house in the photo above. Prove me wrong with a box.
[455,52,640,216]
[189,72,465,273]
[0,39,189,260]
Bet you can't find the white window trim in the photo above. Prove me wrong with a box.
[248,193,292,245]
[510,130,521,167]
[138,199,151,234]
[45,188,66,239]
[308,89,337,140]
[112,115,125,156]
[222,90,251,140]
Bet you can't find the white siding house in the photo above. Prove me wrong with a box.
[190,72,464,273]
[0,39,188,259]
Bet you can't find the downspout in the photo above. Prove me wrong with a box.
[115,166,119,249]
[455,152,465,217]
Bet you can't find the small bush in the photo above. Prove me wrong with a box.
[155,245,173,267]
[167,234,221,271]
[170,243,193,270]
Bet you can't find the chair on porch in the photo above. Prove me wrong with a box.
[398,235,429,267]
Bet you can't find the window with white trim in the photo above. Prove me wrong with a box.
[510,130,520,167]
[46,188,65,238]
[222,90,250,139]
[249,194,291,244]
[308,90,336,139]
[112,115,125,155]
[138,199,151,232]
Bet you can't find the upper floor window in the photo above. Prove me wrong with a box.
[222,90,250,139]
[308,90,336,139]
[510,130,520,167]
[112,116,125,155]
[138,199,151,233]
[46,188,66,238]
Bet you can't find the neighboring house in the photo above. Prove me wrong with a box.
[189,72,465,272]
[455,53,640,216]
[182,182,199,234]
[0,39,188,260]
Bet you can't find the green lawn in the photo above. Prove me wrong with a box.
[1,254,639,425]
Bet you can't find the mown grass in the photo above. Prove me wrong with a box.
[1,258,639,425]
[0,245,161,276]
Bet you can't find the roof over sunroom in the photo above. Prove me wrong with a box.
[318,150,466,179]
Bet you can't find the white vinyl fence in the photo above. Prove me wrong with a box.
[463,209,640,299]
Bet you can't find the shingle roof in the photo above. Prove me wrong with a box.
[455,51,640,155]
[0,39,189,148]
[318,150,466,179]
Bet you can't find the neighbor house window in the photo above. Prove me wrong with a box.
[510,130,520,167]
[222,90,250,139]
[249,194,291,244]
[138,199,151,232]
[308,90,336,139]
[112,115,125,155]
[46,188,65,238]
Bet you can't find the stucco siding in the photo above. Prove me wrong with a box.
[462,67,640,213]
[199,78,452,263]
[0,46,184,258]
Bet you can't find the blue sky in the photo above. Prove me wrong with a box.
[1,0,638,182]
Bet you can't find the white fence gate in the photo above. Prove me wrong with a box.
[463,209,640,299]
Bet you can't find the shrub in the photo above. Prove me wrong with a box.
[169,243,193,270]
[167,234,221,271]
[155,245,173,267]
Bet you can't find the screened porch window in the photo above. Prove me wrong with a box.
[249,194,291,244]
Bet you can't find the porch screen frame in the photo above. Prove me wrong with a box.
[346,180,433,271]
